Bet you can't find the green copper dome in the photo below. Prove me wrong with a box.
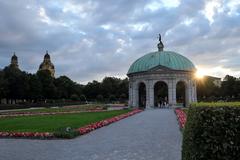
[128,51,196,74]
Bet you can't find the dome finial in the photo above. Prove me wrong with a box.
[157,33,164,51]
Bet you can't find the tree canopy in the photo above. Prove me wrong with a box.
[0,67,128,104]
[1,64,240,104]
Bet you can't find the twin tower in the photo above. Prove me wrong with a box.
[9,51,55,77]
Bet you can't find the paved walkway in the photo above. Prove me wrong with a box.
[0,109,182,160]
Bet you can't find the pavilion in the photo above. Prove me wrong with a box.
[127,35,197,108]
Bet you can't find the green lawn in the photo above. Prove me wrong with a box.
[0,110,130,132]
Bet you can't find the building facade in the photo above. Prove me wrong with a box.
[127,35,197,108]
[38,51,55,77]
[9,53,19,69]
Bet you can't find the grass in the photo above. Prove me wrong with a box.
[0,109,130,132]
[0,104,105,114]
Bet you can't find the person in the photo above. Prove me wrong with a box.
[159,97,163,108]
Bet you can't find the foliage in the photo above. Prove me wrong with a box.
[191,101,240,107]
[109,94,116,102]
[182,104,240,160]
[37,70,56,99]
[83,77,128,101]
[221,75,240,98]
[0,70,8,102]
[0,65,128,105]
[4,66,29,101]
[70,94,79,101]
[197,75,240,101]
[96,94,104,102]
[196,76,221,100]
[28,74,42,101]
[53,127,79,139]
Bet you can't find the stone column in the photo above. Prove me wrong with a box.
[132,82,139,108]
[186,81,191,106]
[146,80,150,109]
[149,81,154,107]
[168,82,173,105]
[172,81,177,105]
[189,80,197,103]
[168,79,176,106]
[128,81,133,107]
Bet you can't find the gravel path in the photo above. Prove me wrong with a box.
[0,109,182,160]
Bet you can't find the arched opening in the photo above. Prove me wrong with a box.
[154,81,168,107]
[138,82,146,108]
[176,81,187,107]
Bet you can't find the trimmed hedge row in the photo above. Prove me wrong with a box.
[182,104,240,160]
[191,102,240,107]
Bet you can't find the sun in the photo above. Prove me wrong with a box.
[195,69,205,79]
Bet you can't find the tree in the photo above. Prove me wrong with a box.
[109,94,116,102]
[0,70,8,103]
[102,77,118,97]
[28,74,42,102]
[3,66,28,103]
[197,77,220,100]
[83,80,101,100]
[55,76,74,99]
[37,70,56,99]
[221,75,239,99]
[96,94,104,102]
[79,94,87,103]
[70,94,79,101]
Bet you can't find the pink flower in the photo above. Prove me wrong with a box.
[175,109,187,129]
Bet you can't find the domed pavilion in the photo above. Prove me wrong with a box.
[127,34,197,108]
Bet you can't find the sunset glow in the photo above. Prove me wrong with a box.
[195,68,205,79]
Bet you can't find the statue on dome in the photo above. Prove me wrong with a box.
[157,33,164,51]
[159,34,161,42]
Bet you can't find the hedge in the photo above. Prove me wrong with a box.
[182,103,240,160]
[191,102,240,107]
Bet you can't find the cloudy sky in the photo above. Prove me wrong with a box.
[0,0,240,83]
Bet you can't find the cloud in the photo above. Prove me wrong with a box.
[0,0,240,83]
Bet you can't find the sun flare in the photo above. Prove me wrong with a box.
[195,69,205,79]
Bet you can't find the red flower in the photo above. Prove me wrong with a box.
[175,109,187,129]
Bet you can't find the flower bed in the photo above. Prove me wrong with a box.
[77,109,142,135]
[0,132,54,139]
[0,109,105,118]
[0,109,142,139]
[175,108,187,129]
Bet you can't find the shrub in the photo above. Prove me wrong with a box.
[53,127,79,139]
[191,102,240,107]
[96,94,104,102]
[182,103,240,160]
[109,95,116,102]
[70,94,79,101]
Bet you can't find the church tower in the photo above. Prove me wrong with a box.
[38,51,55,77]
[9,53,19,69]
